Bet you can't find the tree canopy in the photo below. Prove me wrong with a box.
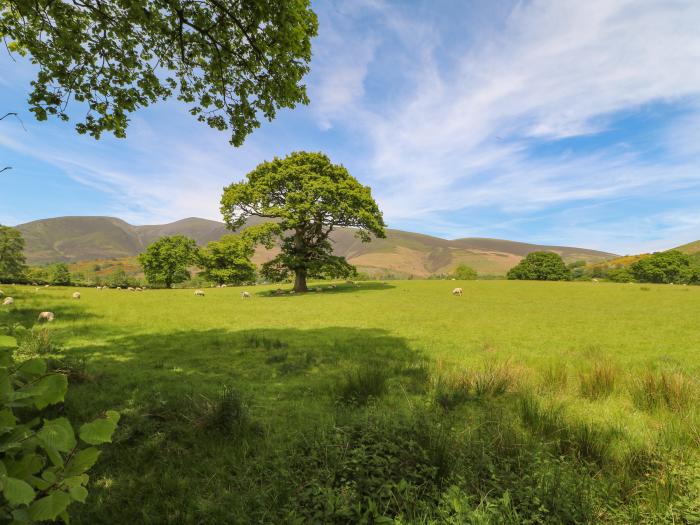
[507,251,571,281]
[220,151,386,292]
[138,235,198,288]
[197,229,271,285]
[0,0,317,145]
[630,250,698,284]
[453,263,477,280]
[51,263,72,285]
[0,224,26,281]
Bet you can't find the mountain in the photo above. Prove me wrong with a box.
[16,216,617,277]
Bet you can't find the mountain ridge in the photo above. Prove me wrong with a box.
[15,216,618,277]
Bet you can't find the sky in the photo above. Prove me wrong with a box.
[1,0,700,254]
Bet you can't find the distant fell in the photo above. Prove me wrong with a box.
[16,216,617,276]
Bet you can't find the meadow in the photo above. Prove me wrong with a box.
[1,280,700,523]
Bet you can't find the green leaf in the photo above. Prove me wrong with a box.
[38,418,76,452]
[28,492,72,521]
[15,359,47,381]
[64,448,100,476]
[2,476,36,505]
[27,374,68,409]
[79,411,119,445]
[0,408,17,432]
[0,336,17,350]
[68,485,88,503]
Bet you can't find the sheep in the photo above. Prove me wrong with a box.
[240,291,251,299]
[72,292,81,299]
[2,297,14,306]
[44,284,50,288]
[194,289,205,296]
[592,278,599,283]
[37,311,55,322]
[135,287,143,292]
[127,287,134,291]
[314,287,322,292]
[116,286,122,290]
[221,284,227,288]
[452,287,463,296]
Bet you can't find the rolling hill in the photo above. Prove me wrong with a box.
[16,216,617,277]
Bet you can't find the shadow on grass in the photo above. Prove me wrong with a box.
[258,281,395,297]
[62,325,425,524]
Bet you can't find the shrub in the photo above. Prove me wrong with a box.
[579,363,616,399]
[452,263,477,280]
[630,250,696,284]
[337,365,388,405]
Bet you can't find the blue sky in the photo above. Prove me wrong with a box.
[2,0,700,254]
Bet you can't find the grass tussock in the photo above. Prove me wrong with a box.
[473,360,517,397]
[431,360,517,409]
[338,365,389,405]
[579,363,617,400]
[540,361,569,392]
[630,371,695,412]
[17,327,61,356]
[196,386,251,435]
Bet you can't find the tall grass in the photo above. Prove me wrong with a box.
[338,365,389,404]
[579,363,616,399]
[630,371,695,412]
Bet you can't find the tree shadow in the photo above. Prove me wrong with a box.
[258,281,395,297]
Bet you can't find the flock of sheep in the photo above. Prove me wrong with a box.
[0,283,468,325]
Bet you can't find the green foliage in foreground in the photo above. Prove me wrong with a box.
[1,281,700,523]
[507,251,571,281]
[138,236,198,288]
[221,151,386,292]
[0,329,118,523]
[0,0,317,145]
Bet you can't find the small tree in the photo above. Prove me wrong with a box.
[220,152,385,292]
[138,236,198,288]
[630,250,695,284]
[197,231,270,285]
[106,267,130,288]
[51,264,72,286]
[507,251,571,281]
[453,263,477,280]
[0,225,26,282]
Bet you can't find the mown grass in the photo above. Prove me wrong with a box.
[1,280,699,523]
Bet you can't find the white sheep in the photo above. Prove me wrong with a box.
[135,287,143,292]
[452,287,463,296]
[116,286,122,290]
[194,289,205,296]
[240,291,251,299]
[2,297,14,306]
[37,311,55,322]
[127,287,134,291]
[72,292,81,299]
[221,284,227,288]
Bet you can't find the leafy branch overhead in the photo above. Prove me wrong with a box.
[0,0,318,145]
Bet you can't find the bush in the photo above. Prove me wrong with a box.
[507,251,571,281]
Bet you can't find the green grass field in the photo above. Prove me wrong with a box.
[2,280,699,523]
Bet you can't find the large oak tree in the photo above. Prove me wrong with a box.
[0,0,317,145]
[220,151,386,292]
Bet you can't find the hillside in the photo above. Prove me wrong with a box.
[16,216,616,276]
[675,240,700,255]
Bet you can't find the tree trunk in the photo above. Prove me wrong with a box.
[294,268,308,293]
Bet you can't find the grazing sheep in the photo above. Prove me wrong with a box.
[135,287,143,292]
[452,287,463,296]
[44,284,50,288]
[221,284,227,288]
[241,291,251,299]
[2,297,14,306]
[116,286,122,290]
[592,278,599,283]
[127,287,134,291]
[289,290,295,294]
[314,287,322,292]
[37,311,55,322]
[72,292,81,299]
[194,289,205,296]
